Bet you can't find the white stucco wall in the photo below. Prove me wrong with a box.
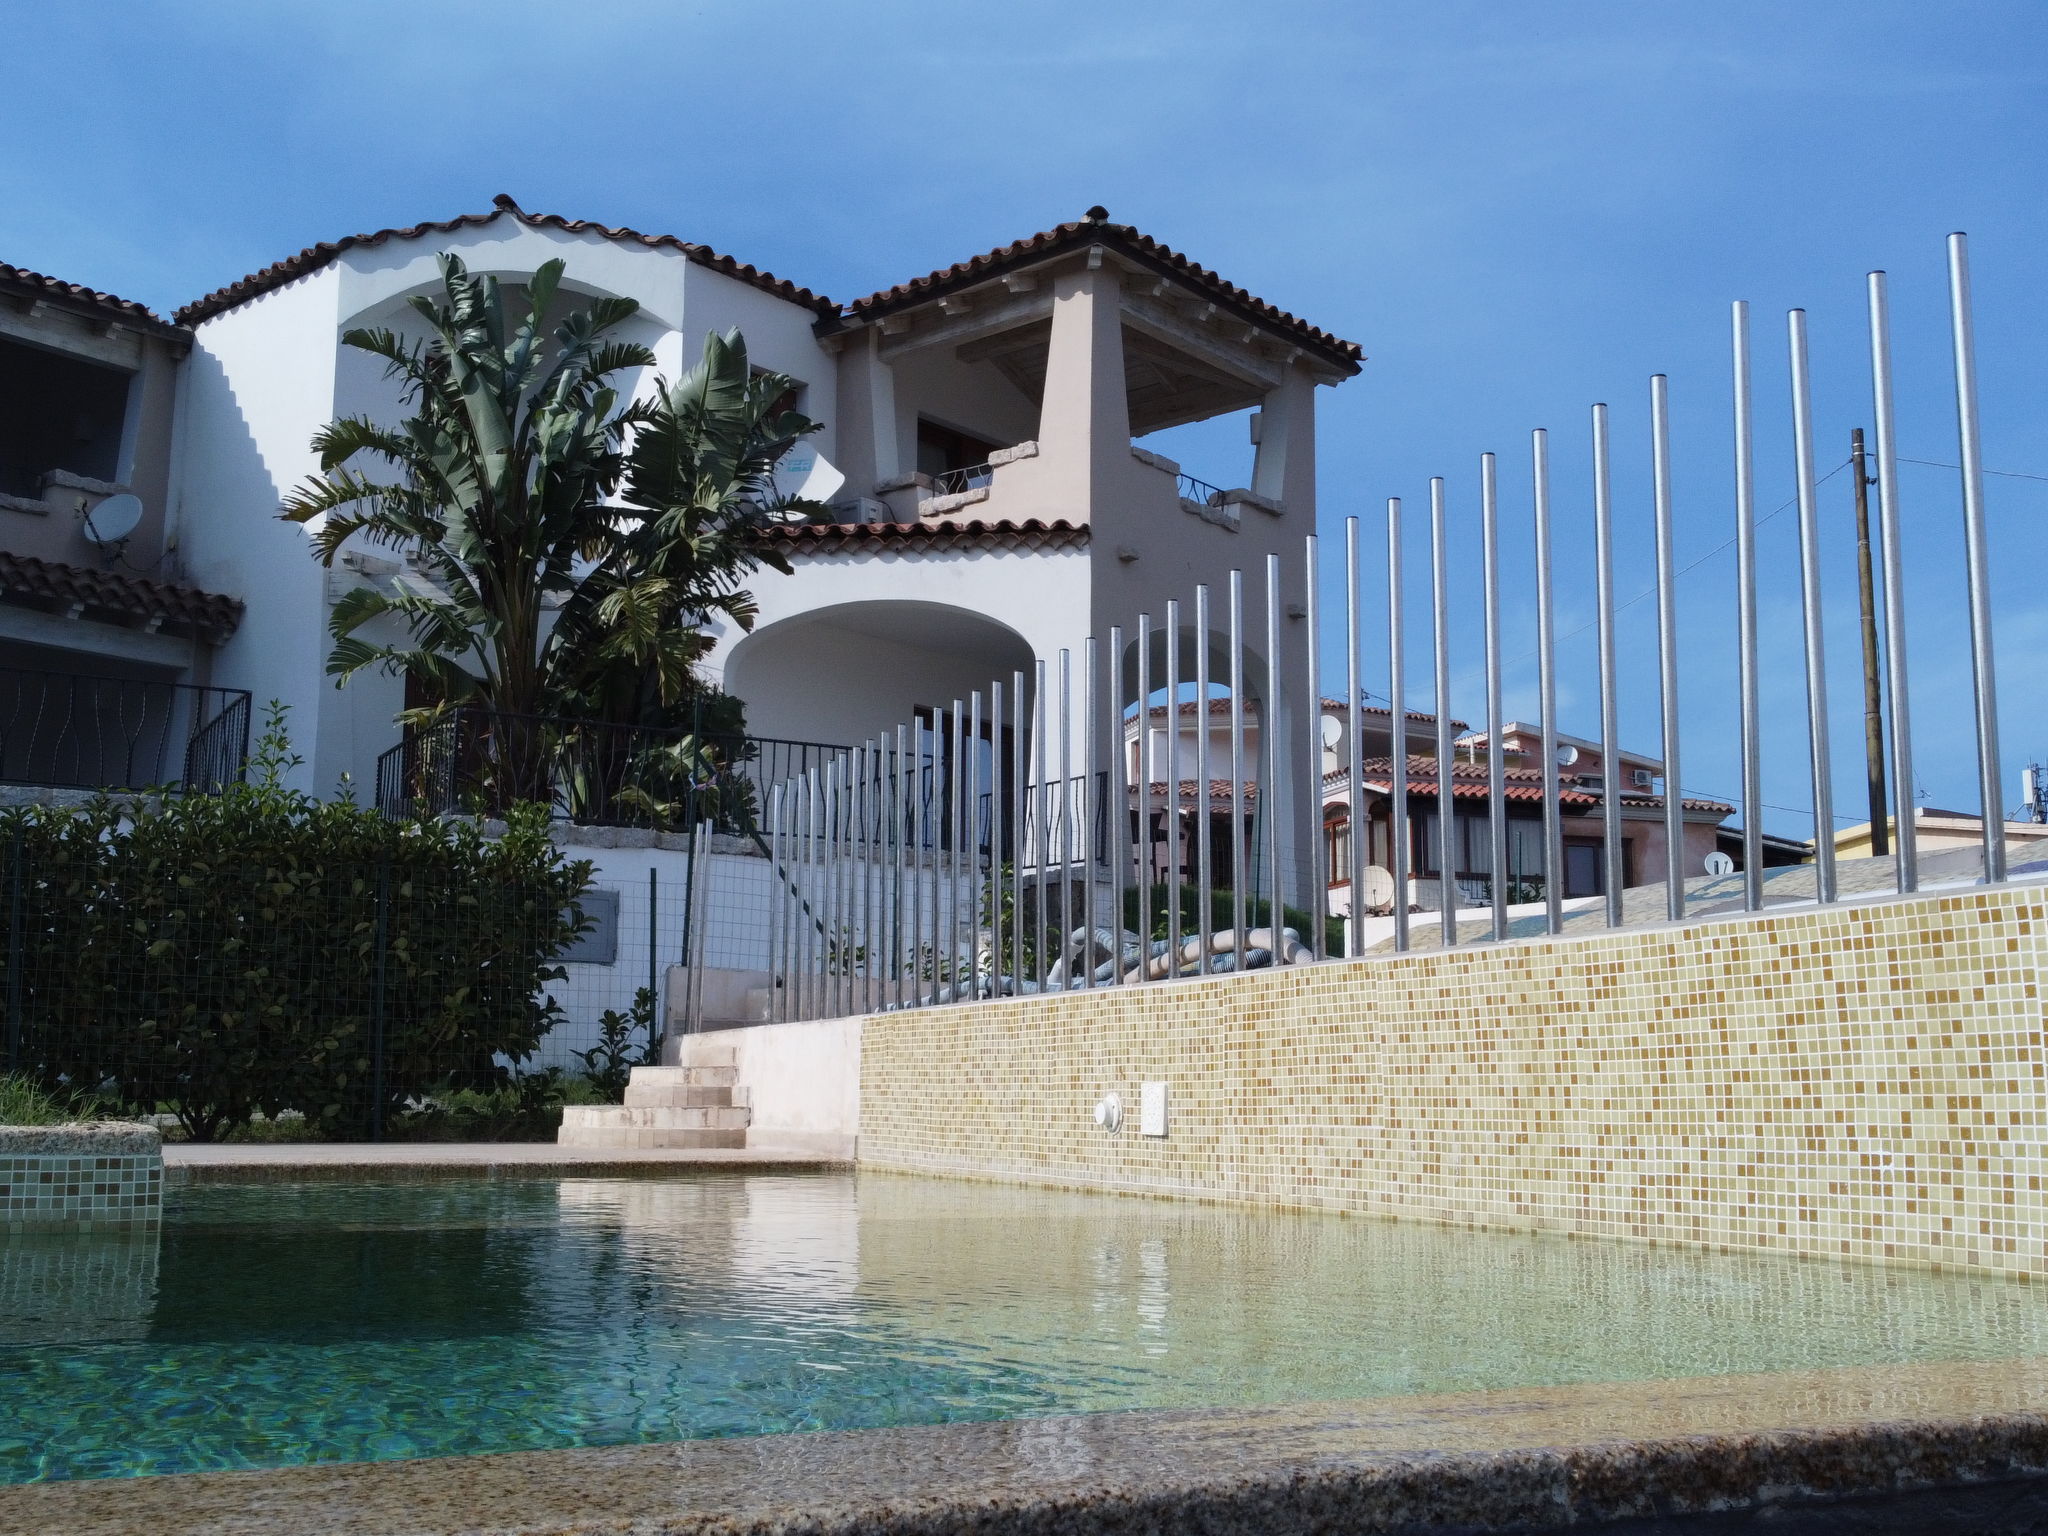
[699,1015,862,1158]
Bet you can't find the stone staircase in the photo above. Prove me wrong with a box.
[557,1041,751,1150]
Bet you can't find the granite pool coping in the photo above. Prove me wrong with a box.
[0,1121,159,1157]
[163,1141,849,1184]
[9,1357,2048,1535]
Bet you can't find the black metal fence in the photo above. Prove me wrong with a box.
[374,709,843,834]
[0,669,250,794]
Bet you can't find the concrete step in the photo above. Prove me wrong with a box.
[557,1124,748,1151]
[623,1083,749,1110]
[562,1104,752,1133]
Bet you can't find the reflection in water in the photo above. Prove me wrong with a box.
[6,1171,2048,1485]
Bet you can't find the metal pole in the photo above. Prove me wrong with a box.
[647,864,659,1042]
[1011,671,1027,989]
[1081,643,1099,990]
[1264,554,1286,959]
[1651,376,1684,920]
[1055,656,1073,989]
[1163,606,1182,978]
[1193,586,1214,974]
[1850,429,1890,861]
[889,730,906,1008]
[1788,308,1838,904]
[686,818,710,1035]
[1533,431,1563,936]
[767,783,785,1025]
[969,694,986,998]
[7,826,23,1074]
[861,742,878,1015]
[1430,477,1457,947]
[1732,303,1765,911]
[1345,518,1366,956]
[1867,272,1918,892]
[1034,660,1051,987]
[1946,231,2007,884]
[792,773,809,1021]
[1106,633,1125,988]
[950,700,968,998]
[828,755,846,1017]
[1304,535,1326,960]
[988,680,1005,999]
[1134,618,1153,982]
[1228,571,1248,972]
[926,714,943,1005]
[1387,498,1410,953]
[1592,404,1624,926]
[1481,453,1508,941]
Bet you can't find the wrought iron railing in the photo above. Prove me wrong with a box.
[1176,472,1227,506]
[0,668,250,794]
[374,709,844,833]
[928,461,997,497]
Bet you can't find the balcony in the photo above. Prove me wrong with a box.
[0,668,250,795]
[374,709,844,833]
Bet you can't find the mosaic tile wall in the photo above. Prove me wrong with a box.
[0,1126,163,1234]
[859,883,2048,1277]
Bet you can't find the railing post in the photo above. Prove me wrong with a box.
[6,824,22,1076]
[369,854,389,1142]
[647,865,660,1058]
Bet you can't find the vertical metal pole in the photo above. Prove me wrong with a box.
[1345,519,1366,956]
[859,742,876,1015]
[1481,453,1508,941]
[950,700,967,998]
[1430,477,1457,947]
[1850,429,1890,860]
[1533,430,1564,935]
[1304,536,1326,960]
[1011,671,1027,988]
[1192,587,1214,974]
[1386,498,1411,953]
[1264,554,1286,957]
[5,826,21,1075]
[1081,643,1099,990]
[825,755,844,1017]
[1788,308,1838,904]
[1055,657,1073,988]
[1133,622,1152,983]
[1652,375,1684,920]
[793,774,810,1021]
[970,692,986,996]
[1732,302,1765,911]
[686,819,710,1034]
[889,729,907,1007]
[1946,232,2007,884]
[767,783,785,1025]
[988,680,1005,998]
[1033,660,1050,987]
[1228,571,1248,972]
[1867,272,1918,892]
[647,864,659,1043]
[1106,633,1125,988]
[926,715,943,1004]
[1163,607,1182,977]
[1592,403,1624,925]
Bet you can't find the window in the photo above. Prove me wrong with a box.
[0,337,133,498]
[916,419,1001,480]
[1323,809,1352,884]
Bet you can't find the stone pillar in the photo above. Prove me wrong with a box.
[865,329,901,489]
[1250,363,1317,513]
[1035,260,1129,515]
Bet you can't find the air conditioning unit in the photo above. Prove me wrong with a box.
[829,496,890,525]
[1632,767,1656,790]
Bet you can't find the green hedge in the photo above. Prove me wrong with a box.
[0,708,592,1141]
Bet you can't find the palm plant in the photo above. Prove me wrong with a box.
[281,252,819,815]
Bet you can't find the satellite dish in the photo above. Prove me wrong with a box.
[770,446,845,507]
[1703,851,1737,877]
[1555,743,1581,767]
[1361,864,1397,909]
[81,493,142,547]
[1319,714,1344,750]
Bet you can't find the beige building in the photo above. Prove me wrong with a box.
[1834,806,2048,861]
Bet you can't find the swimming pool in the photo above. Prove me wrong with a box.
[7,1171,2047,1483]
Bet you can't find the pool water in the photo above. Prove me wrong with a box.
[5,1171,2047,1482]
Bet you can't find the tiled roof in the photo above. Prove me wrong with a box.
[0,262,184,339]
[1617,791,1736,816]
[1319,696,1469,730]
[1133,780,1259,807]
[175,195,834,327]
[758,518,1088,555]
[1341,756,1602,807]
[1141,699,1261,720]
[0,552,242,644]
[835,208,1362,374]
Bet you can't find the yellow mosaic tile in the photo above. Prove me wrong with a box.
[858,884,2048,1278]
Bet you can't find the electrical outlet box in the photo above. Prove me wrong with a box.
[1140,1081,1169,1137]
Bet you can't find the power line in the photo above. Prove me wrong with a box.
[1900,457,2048,483]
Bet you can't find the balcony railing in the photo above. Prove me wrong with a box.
[928,461,997,498]
[374,709,845,833]
[1176,472,1227,506]
[0,669,250,794]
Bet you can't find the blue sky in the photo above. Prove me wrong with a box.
[3,0,2044,841]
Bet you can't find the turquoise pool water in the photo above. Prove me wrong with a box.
[6,1171,2048,1482]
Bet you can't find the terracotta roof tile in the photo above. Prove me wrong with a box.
[0,262,183,338]
[0,553,243,644]
[175,195,834,327]
[1133,780,1259,807]
[835,208,1362,374]
[758,518,1088,555]
[1318,696,1469,730]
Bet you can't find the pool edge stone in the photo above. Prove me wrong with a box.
[0,1120,161,1232]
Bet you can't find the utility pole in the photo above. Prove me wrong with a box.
[1851,429,1889,857]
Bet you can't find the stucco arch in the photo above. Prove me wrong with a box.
[725,600,1039,751]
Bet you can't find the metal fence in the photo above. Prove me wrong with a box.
[373,708,842,833]
[754,233,2030,1019]
[0,669,249,794]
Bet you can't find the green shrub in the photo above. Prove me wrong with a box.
[0,705,593,1141]
[0,1073,120,1126]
